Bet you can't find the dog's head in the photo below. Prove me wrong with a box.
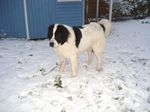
[48,24,70,48]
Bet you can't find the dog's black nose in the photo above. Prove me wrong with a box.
[49,42,54,47]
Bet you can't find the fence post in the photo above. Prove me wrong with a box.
[109,0,113,21]
[96,0,99,22]
[23,0,30,39]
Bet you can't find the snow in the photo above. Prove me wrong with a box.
[0,19,150,112]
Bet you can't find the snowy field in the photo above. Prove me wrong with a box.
[0,19,150,112]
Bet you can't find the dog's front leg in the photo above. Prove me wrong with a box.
[70,55,77,77]
[59,57,66,73]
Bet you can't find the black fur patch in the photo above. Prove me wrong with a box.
[48,24,54,40]
[73,27,82,48]
[100,24,105,32]
[55,25,70,45]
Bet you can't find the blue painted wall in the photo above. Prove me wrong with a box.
[0,0,84,39]
[26,0,55,39]
[55,1,84,26]
[0,0,26,38]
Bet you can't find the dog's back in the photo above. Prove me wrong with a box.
[77,19,111,53]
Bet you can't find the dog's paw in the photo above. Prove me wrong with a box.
[71,72,77,77]
[96,67,103,72]
[87,60,92,65]
[59,71,66,76]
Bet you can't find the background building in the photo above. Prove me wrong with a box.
[0,0,84,39]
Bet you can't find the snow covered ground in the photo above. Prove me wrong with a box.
[0,19,150,112]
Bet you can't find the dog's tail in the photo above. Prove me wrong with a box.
[99,19,111,38]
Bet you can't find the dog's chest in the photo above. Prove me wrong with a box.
[53,44,77,58]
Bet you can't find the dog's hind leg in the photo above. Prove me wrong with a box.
[92,42,105,72]
[59,57,66,73]
[87,48,93,65]
[94,51,102,72]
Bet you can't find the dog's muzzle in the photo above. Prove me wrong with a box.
[49,42,54,47]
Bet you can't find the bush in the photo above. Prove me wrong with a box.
[113,0,149,19]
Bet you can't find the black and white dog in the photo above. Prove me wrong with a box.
[48,19,111,77]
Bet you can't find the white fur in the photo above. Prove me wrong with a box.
[49,19,111,77]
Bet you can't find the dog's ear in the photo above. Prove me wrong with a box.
[48,24,54,40]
